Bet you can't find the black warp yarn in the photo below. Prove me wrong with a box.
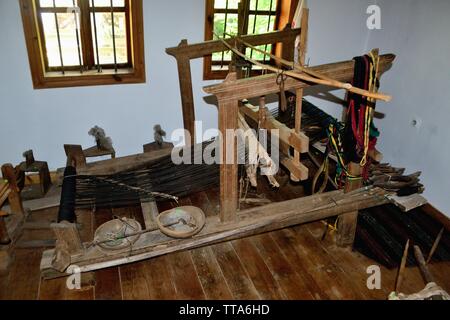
[58,166,77,223]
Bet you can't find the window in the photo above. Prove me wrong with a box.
[19,0,145,89]
[204,0,295,80]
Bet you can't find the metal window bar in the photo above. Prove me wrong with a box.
[72,0,83,73]
[91,0,102,72]
[110,0,118,73]
[53,0,65,74]
[220,0,229,69]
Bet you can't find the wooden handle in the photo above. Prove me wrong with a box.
[413,245,435,284]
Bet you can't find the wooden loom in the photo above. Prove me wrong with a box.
[0,164,27,272]
[40,9,397,278]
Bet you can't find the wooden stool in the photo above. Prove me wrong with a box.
[18,150,52,197]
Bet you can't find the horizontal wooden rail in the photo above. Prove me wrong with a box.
[204,54,396,100]
[166,27,301,59]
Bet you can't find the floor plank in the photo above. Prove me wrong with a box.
[231,238,287,299]
[190,246,233,300]
[269,230,331,300]
[167,250,206,300]
[95,267,122,300]
[251,233,315,300]
[119,262,150,300]
[64,286,95,300]
[141,255,177,300]
[284,227,359,299]
[212,242,260,300]
[5,249,42,300]
[304,221,400,299]
[0,274,8,300]
[38,277,67,300]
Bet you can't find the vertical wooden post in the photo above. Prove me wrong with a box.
[64,145,86,168]
[175,40,196,147]
[1,164,24,217]
[51,221,84,272]
[292,8,309,182]
[336,162,363,247]
[280,24,295,65]
[233,0,250,79]
[218,75,239,223]
[141,201,159,230]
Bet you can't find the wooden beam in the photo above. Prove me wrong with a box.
[1,164,25,216]
[76,147,173,176]
[414,245,435,284]
[240,102,309,180]
[166,28,301,60]
[240,102,309,153]
[292,8,309,182]
[336,162,363,247]
[174,40,196,146]
[64,145,86,167]
[204,54,396,100]
[40,187,389,277]
[218,76,239,222]
[141,201,159,230]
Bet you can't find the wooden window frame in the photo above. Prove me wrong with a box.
[19,0,146,89]
[203,0,287,80]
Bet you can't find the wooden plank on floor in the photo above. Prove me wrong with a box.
[167,250,206,300]
[269,230,330,300]
[251,233,315,300]
[64,286,95,300]
[231,238,287,299]
[428,261,450,291]
[119,262,150,300]
[141,255,177,300]
[282,227,359,299]
[38,277,67,300]
[303,221,393,299]
[95,267,122,300]
[5,249,42,300]
[212,242,260,300]
[0,274,8,300]
[308,220,423,298]
[190,246,233,300]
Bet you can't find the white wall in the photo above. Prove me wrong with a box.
[0,0,217,168]
[0,0,448,215]
[366,0,450,215]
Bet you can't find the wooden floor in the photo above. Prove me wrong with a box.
[1,174,449,300]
